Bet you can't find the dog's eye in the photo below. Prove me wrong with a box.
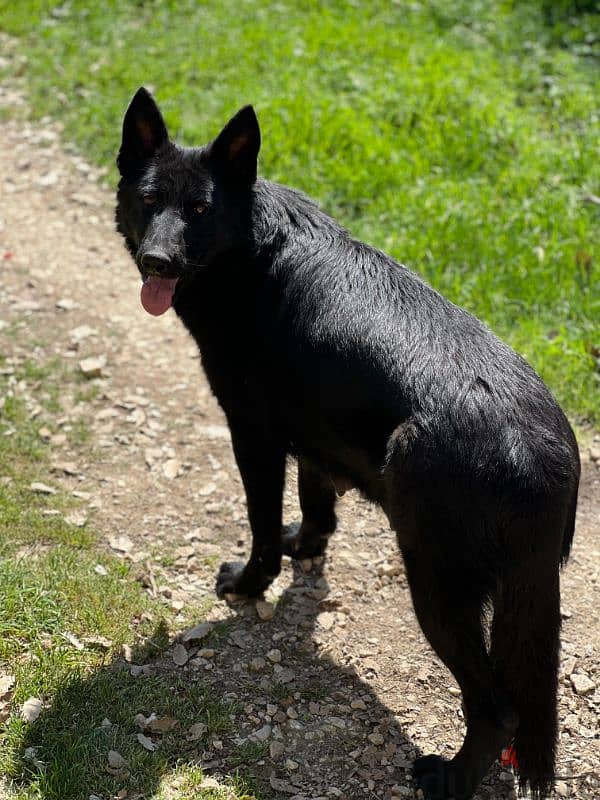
[143,195,157,206]
[194,204,207,215]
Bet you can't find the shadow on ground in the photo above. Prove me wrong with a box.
[15,558,518,800]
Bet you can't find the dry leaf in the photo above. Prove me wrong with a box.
[147,716,179,733]
[0,674,14,697]
[21,697,43,722]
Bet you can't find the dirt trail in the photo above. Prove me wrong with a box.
[0,113,598,800]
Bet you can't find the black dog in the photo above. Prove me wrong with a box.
[116,88,579,800]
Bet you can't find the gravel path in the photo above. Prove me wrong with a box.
[0,110,598,800]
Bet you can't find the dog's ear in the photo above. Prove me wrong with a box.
[117,87,168,175]
[210,105,260,183]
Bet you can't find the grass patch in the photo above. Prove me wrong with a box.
[0,0,598,422]
[0,364,255,799]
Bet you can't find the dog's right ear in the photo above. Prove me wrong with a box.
[117,87,169,175]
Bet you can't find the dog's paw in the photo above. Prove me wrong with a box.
[413,755,473,800]
[215,561,270,599]
[215,561,248,598]
[281,522,327,560]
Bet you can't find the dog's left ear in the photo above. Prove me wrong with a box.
[117,87,169,175]
[210,105,261,183]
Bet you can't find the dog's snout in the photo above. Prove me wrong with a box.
[140,251,171,275]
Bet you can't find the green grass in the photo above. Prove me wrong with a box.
[0,0,598,422]
[0,362,257,799]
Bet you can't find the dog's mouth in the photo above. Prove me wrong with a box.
[140,275,180,316]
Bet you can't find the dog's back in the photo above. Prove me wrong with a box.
[234,179,579,500]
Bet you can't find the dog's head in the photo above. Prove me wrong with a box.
[116,88,260,315]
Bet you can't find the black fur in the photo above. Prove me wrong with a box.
[116,88,580,800]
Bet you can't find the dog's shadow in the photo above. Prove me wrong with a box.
[17,558,515,799]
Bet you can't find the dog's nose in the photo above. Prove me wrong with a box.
[141,251,171,275]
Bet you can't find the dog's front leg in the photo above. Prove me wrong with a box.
[216,419,285,599]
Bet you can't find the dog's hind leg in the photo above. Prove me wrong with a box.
[401,542,518,800]
[281,458,337,559]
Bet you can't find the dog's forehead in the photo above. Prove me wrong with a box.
[144,144,213,199]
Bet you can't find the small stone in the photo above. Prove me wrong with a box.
[30,482,56,495]
[285,758,299,770]
[172,644,189,666]
[136,732,157,751]
[107,750,128,769]
[368,732,385,746]
[56,297,77,310]
[270,740,285,760]
[249,657,266,672]
[162,458,180,480]
[267,648,282,663]
[21,697,43,722]
[186,722,207,741]
[256,600,275,620]
[351,699,366,710]
[79,355,106,378]
[570,673,595,696]
[555,781,569,797]
[318,612,335,630]
[252,724,271,742]
[181,622,213,643]
[109,535,133,553]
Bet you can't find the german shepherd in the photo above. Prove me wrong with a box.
[116,88,579,800]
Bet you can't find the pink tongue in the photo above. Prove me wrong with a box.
[140,276,179,316]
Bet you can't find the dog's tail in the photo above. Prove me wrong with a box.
[491,512,569,799]
[560,481,578,565]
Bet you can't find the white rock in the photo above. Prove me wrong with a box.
[267,648,282,663]
[79,355,106,378]
[30,482,56,495]
[21,697,43,722]
[162,458,180,480]
[318,612,335,630]
[570,673,595,696]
